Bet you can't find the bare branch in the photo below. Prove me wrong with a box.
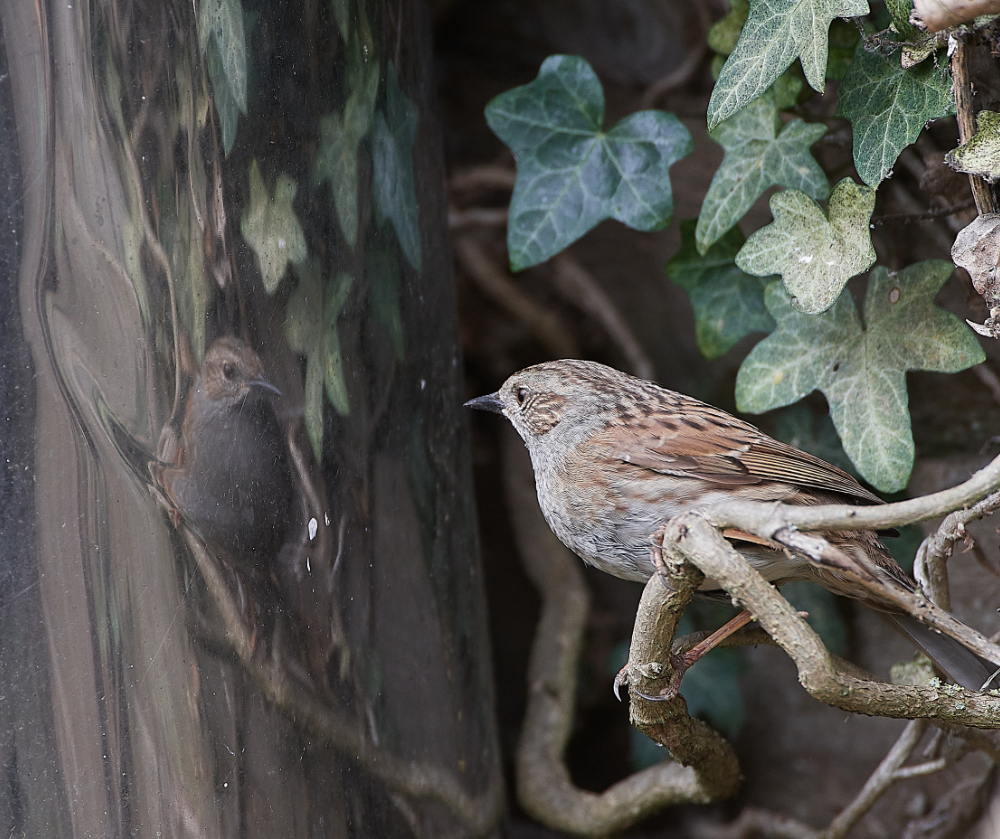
[661,514,1000,726]
[448,164,517,194]
[182,531,503,836]
[822,721,932,838]
[699,452,1000,534]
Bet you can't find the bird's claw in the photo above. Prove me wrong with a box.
[650,525,675,590]
[613,666,629,701]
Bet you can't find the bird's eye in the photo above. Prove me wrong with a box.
[516,386,529,406]
[222,362,235,380]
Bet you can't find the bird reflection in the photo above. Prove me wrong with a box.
[151,337,295,637]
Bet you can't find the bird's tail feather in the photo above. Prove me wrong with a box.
[889,613,1000,691]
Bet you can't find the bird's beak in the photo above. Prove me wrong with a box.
[464,392,504,414]
[247,376,282,397]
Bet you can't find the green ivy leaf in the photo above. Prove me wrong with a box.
[667,221,775,359]
[241,160,307,293]
[825,18,862,81]
[886,0,918,39]
[199,0,247,153]
[697,94,828,254]
[945,110,1000,183]
[313,39,380,249]
[286,260,354,459]
[736,178,875,314]
[836,42,954,186]
[735,262,986,491]
[372,62,422,271]
[485,55,693,271]
[707,0,869,128]
[707,0,750,56]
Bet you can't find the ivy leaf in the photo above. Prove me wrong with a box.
[945,110,1000,183]
[707,0,869,129]
[697,94,828,254]
[735,262,986,491]
[707,0,750,56]
[736,178,875,314]
[199,0,247,153]
[485,55,693,271]
[313,39,380,249]
[241,160,307,294]
[286,260,354,459]
[205,38,241,155]
[199,0,247,110]
[372,62,422,271]
[667,221,775,359]
[836,42,954,186]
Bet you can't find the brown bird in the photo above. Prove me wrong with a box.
[466,359,999,691]
[152,336,294,565]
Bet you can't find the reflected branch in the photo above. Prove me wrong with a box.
[181,530,503,838]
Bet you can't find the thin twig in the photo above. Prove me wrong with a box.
[951,37,998,215]
[639,0,712,108]
[973,363,1000,407]
[448,164,516,194]
[448,207,509,231]
[453,235,580,358]
[872,198,977,225]
[551,253,656,380]
[661,515,1000,726]
[821,720,932,838]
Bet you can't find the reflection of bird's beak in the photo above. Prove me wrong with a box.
[247,376,282,397]
[464,392,503,414]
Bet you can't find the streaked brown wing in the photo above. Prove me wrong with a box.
[604,395,883,505]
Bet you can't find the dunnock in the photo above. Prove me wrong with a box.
[467,359,998,691]
[152,336,294,564]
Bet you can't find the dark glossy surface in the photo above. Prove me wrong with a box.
[0,1,501,835]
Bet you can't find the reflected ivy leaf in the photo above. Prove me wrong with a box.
[368,241,405,360]
[241,159,307,294]
[313,40,380,249]
[372,63,422,272]
[199,0,247,152]
[324,273,354,416]
[206,38,241,155]
[331,0,351,41]
[287,260,354,459]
